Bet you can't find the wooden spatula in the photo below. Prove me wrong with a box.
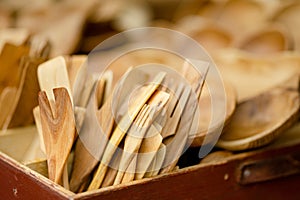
[70,68,136,192]
[38,87,77,184]
[70,75,115,192]
[87,72,166,191]
[37,56,72,107]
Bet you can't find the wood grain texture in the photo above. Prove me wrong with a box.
[38,88,77,184]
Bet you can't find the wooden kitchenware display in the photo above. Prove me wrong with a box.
[1,0,300,199]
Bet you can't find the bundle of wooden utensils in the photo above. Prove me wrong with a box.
[1,32,300,195]
[32,54,208,192]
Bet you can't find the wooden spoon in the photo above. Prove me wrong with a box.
[189,81,237,147]
[217,75,300,151]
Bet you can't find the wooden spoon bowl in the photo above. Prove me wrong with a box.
[217,75,300,151]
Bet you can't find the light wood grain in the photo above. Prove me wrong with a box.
[38,88,77,184]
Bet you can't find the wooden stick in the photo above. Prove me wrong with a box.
[38,88,77,184]
[95,78,106,109]
[87,72,166,191]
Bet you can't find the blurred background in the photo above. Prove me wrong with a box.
[1,0,299,56]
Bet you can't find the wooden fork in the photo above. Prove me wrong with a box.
[87,72,166,191]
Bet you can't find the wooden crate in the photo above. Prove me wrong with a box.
[0,125,300,200]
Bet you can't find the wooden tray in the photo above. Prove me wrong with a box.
[0,124,300,200]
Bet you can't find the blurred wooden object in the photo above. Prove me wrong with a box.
[238,25,293,54]
[0,41,48,130]
[273,2,300,51]
[214,49,300,102]
[0,28,29,52]
[8,57,46,128]
[16,0,96,57]
[217,0,268,43]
